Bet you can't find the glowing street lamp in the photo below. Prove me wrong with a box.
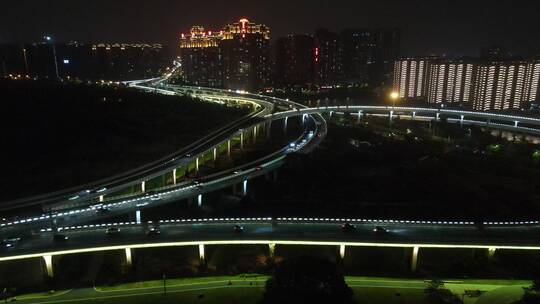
[390,91,399,108]
[43,35,59,79]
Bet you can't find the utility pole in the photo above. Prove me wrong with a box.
[162,274,167,296]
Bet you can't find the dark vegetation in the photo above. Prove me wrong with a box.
[250,115,540,220]
[0,79,248,201]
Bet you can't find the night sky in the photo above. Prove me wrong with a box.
[2,0,540,57]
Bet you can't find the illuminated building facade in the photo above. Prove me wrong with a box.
[392,57,434,99]
[220,18,271,91]
[472,59,540,111]
[179,26,223,87]
[426,59,476,104]
[179,18,270,91]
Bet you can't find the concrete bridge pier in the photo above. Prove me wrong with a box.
[173,168,177,185]
[197,194,203,207]
[266,121,272,138]
[460,115,465,125]
[242,180,248,196]
[268,243,276,259]
[42,255,54,278]
[411,246,419,272]
[198,244,206,268]
[357,110,363,123]
[213,148,217,161]
[515,121,519,128]
[412,111,416,120]
[436,113,440,121]
[488,247,497,260]
[240,131,244,150]
[195,157,199,172]
[284,117,288,133]
[227,140,231,158]
[125,248,132,267]
[135,210,141,224]
[141,181,146,193]
[339,244,346,259]
[253,125,258,143]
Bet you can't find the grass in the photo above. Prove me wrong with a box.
[14,276,532,304]
[15,289,72,300]
[353,287,428,304]
[96,274,268,291]
[75,287,264,304]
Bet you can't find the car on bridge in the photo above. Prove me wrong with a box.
[1,237,21,248]
[233,225,244,233]
[341,223,356,232]
[53,234,69,242]
[105,227,120,235]
[373,226,388,235]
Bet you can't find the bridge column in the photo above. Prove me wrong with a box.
[173,168,177,185]
[197,194,203,207]
[198,244,206,267]
[329,111,334,118]
[135,210,141,224]
[195,157,199,172]
[389,110,394,121]
[514,121,519,128]
[488,247,497,260]
[273,170,279,182]
[460,115,464,125]
[268,243,276,259]
[42,255,54,277]
[141,181,146,193]
[242,180,248,196]
[240,131,244,150]
[213,148,217,161]
[411,246,419,272]
[227,140,231,158]
[339,244,346,259]
[412,111,416,120]
[266,121,272,138]
[125,248,132,267]
[284,117,288,133]
[357,110,363,123]
[436,113,440,121]
[99,195,104,202]
[253,126,258,143]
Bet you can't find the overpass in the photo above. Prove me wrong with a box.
[2,217,540,277]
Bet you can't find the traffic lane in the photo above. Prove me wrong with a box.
[0,161,283,235]
[4,222,540,258]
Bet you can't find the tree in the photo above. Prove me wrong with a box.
[424,279,462,304]
[259,256,354,304]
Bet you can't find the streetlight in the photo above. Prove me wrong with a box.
[43,35,59,80]
[390,91,399,109]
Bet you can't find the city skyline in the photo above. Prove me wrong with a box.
[1,0,540,57]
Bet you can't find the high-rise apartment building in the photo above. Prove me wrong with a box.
[392,57,434,99]
[220,18,271,91]
[426,59,476,104]
[179,26,223,87]
[274,34,314,88]
[472,59,540,111]
[179,18,271,91]
[313,29,343,87]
